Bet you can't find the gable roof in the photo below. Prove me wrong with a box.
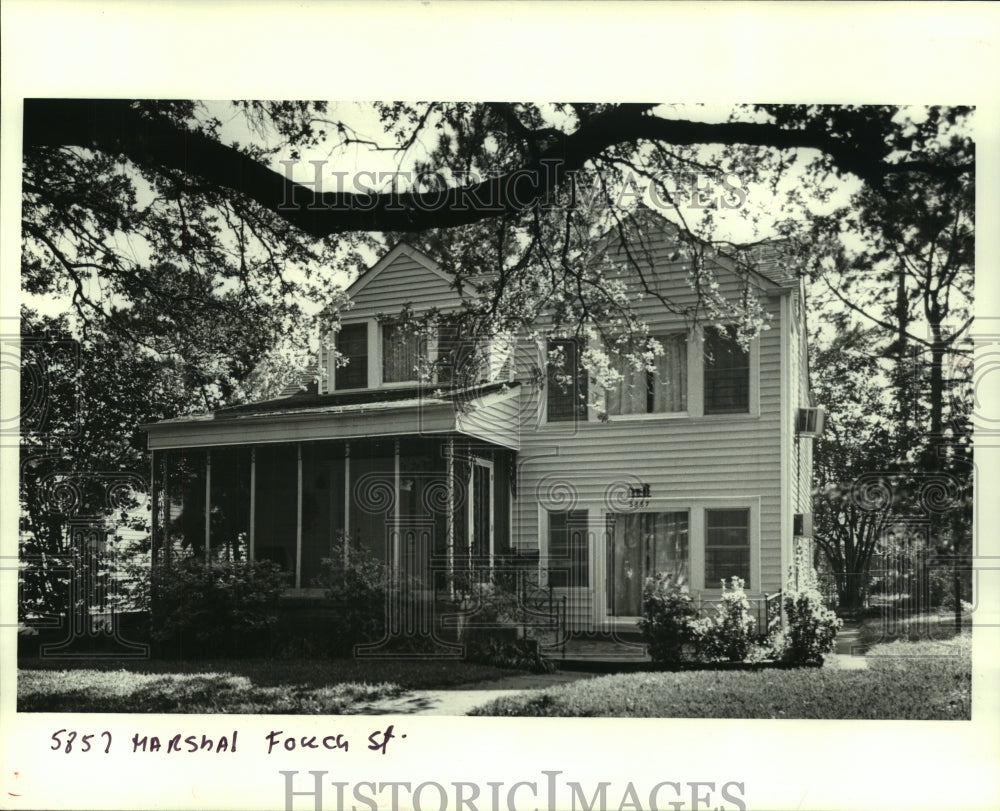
[346,242,454,298]
[603,205,796,291]
[278,365,318,397]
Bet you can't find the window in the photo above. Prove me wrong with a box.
[606,511,689,616]
[548,509,589,588]
[546,339,588,422]
[335,323,368,389]
[382,322,427,384]
[705,508,750,587]
[606,333,687,415]
[703,326,750,414]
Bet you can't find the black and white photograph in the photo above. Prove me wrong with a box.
[2,3,998,811]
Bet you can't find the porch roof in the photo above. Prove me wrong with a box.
[143,382,522,451]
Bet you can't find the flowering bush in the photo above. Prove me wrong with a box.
[638,573,699,665]
[693,578,757,662]
[777,547,842,664]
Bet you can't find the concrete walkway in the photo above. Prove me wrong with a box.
[826,622,868,670]
[351,671,596,716]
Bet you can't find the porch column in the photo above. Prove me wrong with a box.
[446,437,454,596]
[343,441,350,565]
[295,443,303,588]
[162,454,171,565]
[393,438,401,570]
[248,446,256,561]
[150,450,158,565]
[204,449,212,563]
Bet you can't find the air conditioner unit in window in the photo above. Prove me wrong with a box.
[794,513,813,538]
[796,406,825,436]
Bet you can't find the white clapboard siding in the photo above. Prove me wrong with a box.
[346,249,463,322]
[511,228,789,606]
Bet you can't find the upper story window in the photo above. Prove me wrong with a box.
[335,323,368,390]
[382,322,427,384]
[703,326,749,414]
[546,338,588,422]
[606,333,687,416]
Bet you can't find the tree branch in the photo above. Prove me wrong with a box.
[24,99,975,240]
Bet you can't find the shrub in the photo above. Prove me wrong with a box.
[313,535,392,657]
[638,573,699,665]
[466,637,556,674]
[151,555,287,657]
[777,547,842,664]
[457,580,524,625]
[693,578,757,662]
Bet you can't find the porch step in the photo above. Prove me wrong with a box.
[550,634,653,672]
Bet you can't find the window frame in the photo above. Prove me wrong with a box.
[703,506,753,589]
[544,337,590,425]
[332,321,370,391]
[380,320,431,386]
[702,325,752,416]
[544,508,590,590]
[604,331,690,420]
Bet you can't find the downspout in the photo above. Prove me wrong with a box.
[779,291,792,608]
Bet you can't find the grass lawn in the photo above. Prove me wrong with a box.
[18,657,514,714]
[470,634,971,719]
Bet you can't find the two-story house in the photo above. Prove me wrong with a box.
[144,215,819,636]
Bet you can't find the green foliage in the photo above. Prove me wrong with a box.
[777,550,842,664]
[692,577,757,662]
[312,535,392,658]
[470,635,971,719]
[465,637,555,674]
[638,573,699,665]
[457,580,525,625]
[151,556,287,657]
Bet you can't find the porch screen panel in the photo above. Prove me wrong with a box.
[607,511,689,616]
[208,447,251,561]
[398,441,448,590]
[705,508,750,587]
[471,463,490,562]
[253,444,298,573]
[164,449,207,559]
[301,442,345,588]
[349,444,394,564]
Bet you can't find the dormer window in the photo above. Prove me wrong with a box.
[335,323,368,390]
[382,322,428,384]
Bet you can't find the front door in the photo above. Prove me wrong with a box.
[468,458,494,570]
[606,511,690,617]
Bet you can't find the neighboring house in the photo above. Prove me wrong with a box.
[144,217,820,634]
